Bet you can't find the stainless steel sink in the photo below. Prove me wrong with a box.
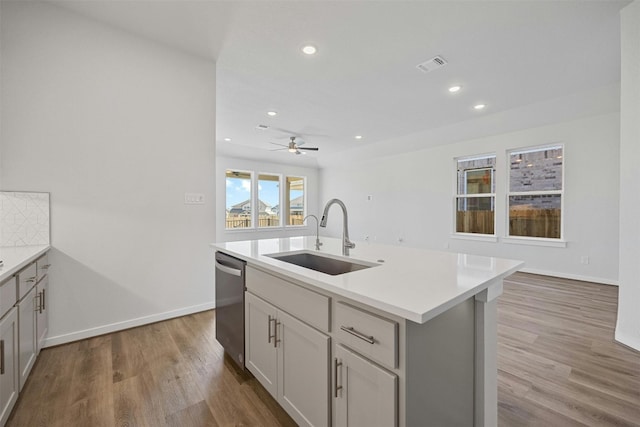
[267,251,377,276]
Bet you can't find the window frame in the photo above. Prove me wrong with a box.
[453,153,497,238]
[256,171,283,229]
[224,169,308,232]
[284,175,307,227]
[505,143,565,243]
[225,169,255,230]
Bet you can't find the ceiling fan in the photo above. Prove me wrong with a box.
[269,136,319,155]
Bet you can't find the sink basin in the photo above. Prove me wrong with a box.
[267,251,377,276]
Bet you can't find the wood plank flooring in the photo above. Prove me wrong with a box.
[7,311,297,427]
[498,272,640,427]
[6,272,640,426]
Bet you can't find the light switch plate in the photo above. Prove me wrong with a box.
[184,193,205,205]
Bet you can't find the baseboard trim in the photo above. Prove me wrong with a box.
[614,330,640,352]
[43,301,215,348]
[519,268,618,286]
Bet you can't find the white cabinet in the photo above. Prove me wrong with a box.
[245,292,330,427]
[36,274,48,354]
[0,308,18,427]
[245,292,278,396]
[334,344,398,427]
[35,252,50,354]
[242,262,477,427]
[17,286,37,391]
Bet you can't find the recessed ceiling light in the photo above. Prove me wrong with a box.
[224,137,231,142]
[302,45,317,55]
[474,104,486,110]
[354,135,363,140]
[448,85,462,93]
[267,111,277,117]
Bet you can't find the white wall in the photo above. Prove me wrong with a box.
[216,155,319,242]
[616,0,640,351]
[0,2,217,345]
[320,112,620,284]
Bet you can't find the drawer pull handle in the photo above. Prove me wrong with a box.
[274,321,281,348]
[340,326,375,344]
[334,358,343,398]
[26,277,36,283]
[0,340,4,375]
[42,288,46,311]
[41,264,51,269]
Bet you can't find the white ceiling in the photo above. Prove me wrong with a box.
[53,0,629,168]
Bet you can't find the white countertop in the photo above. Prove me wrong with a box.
[212,237,524,324]
[0,245,51,282]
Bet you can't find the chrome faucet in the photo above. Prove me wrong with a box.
[303,214,323,251]
[319,198,355,256]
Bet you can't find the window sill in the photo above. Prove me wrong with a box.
[224,226,309,232]
[450,233,498,243]
[502,237,567,248]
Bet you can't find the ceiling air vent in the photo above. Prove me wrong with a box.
[416,55,448,74]
[256,124,270,130]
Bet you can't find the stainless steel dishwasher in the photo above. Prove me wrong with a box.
[215,251,246,369]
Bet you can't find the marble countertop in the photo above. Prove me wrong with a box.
[0,245,51,282]
[212,237,523,324]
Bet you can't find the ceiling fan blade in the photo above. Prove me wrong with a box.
[297,147,319,151]
[269,148,288,151]
[269,141,288,148]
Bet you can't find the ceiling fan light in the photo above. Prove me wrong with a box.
[288,147,297,153]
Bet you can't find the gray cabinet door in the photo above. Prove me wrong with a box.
[278,310,330,427]
[0,307,19,427]
[245,292,278,398]
[335,344,398,427]
[36,275,49,354]
[17,286,37,391]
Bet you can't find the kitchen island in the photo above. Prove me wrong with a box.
[212,236,523,427]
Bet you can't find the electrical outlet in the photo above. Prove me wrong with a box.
[184,193,205,205]
[367,195,373,201]
[580,256,590,265]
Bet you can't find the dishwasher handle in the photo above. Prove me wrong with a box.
[215,260,243,277]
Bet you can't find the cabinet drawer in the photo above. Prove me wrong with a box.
[246,266,330,332]
[36,252,50,282]
[0,277,17,319]
[335,302,398,369]
[17,262,37,300]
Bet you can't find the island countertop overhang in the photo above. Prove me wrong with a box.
[211,236,524,324]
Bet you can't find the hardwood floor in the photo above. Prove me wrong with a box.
[7,311,297,427]
[499,272,640,426]
[7,272,639,426]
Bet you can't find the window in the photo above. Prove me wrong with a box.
[508,145,563,239]
[225,170,252,229]
[258,174,280,227]
[285,176,305,226]
[225,169,306,230]
[455,155,496,235]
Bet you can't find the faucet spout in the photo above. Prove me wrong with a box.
[319,198,355,256]
[303,215,323,251]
